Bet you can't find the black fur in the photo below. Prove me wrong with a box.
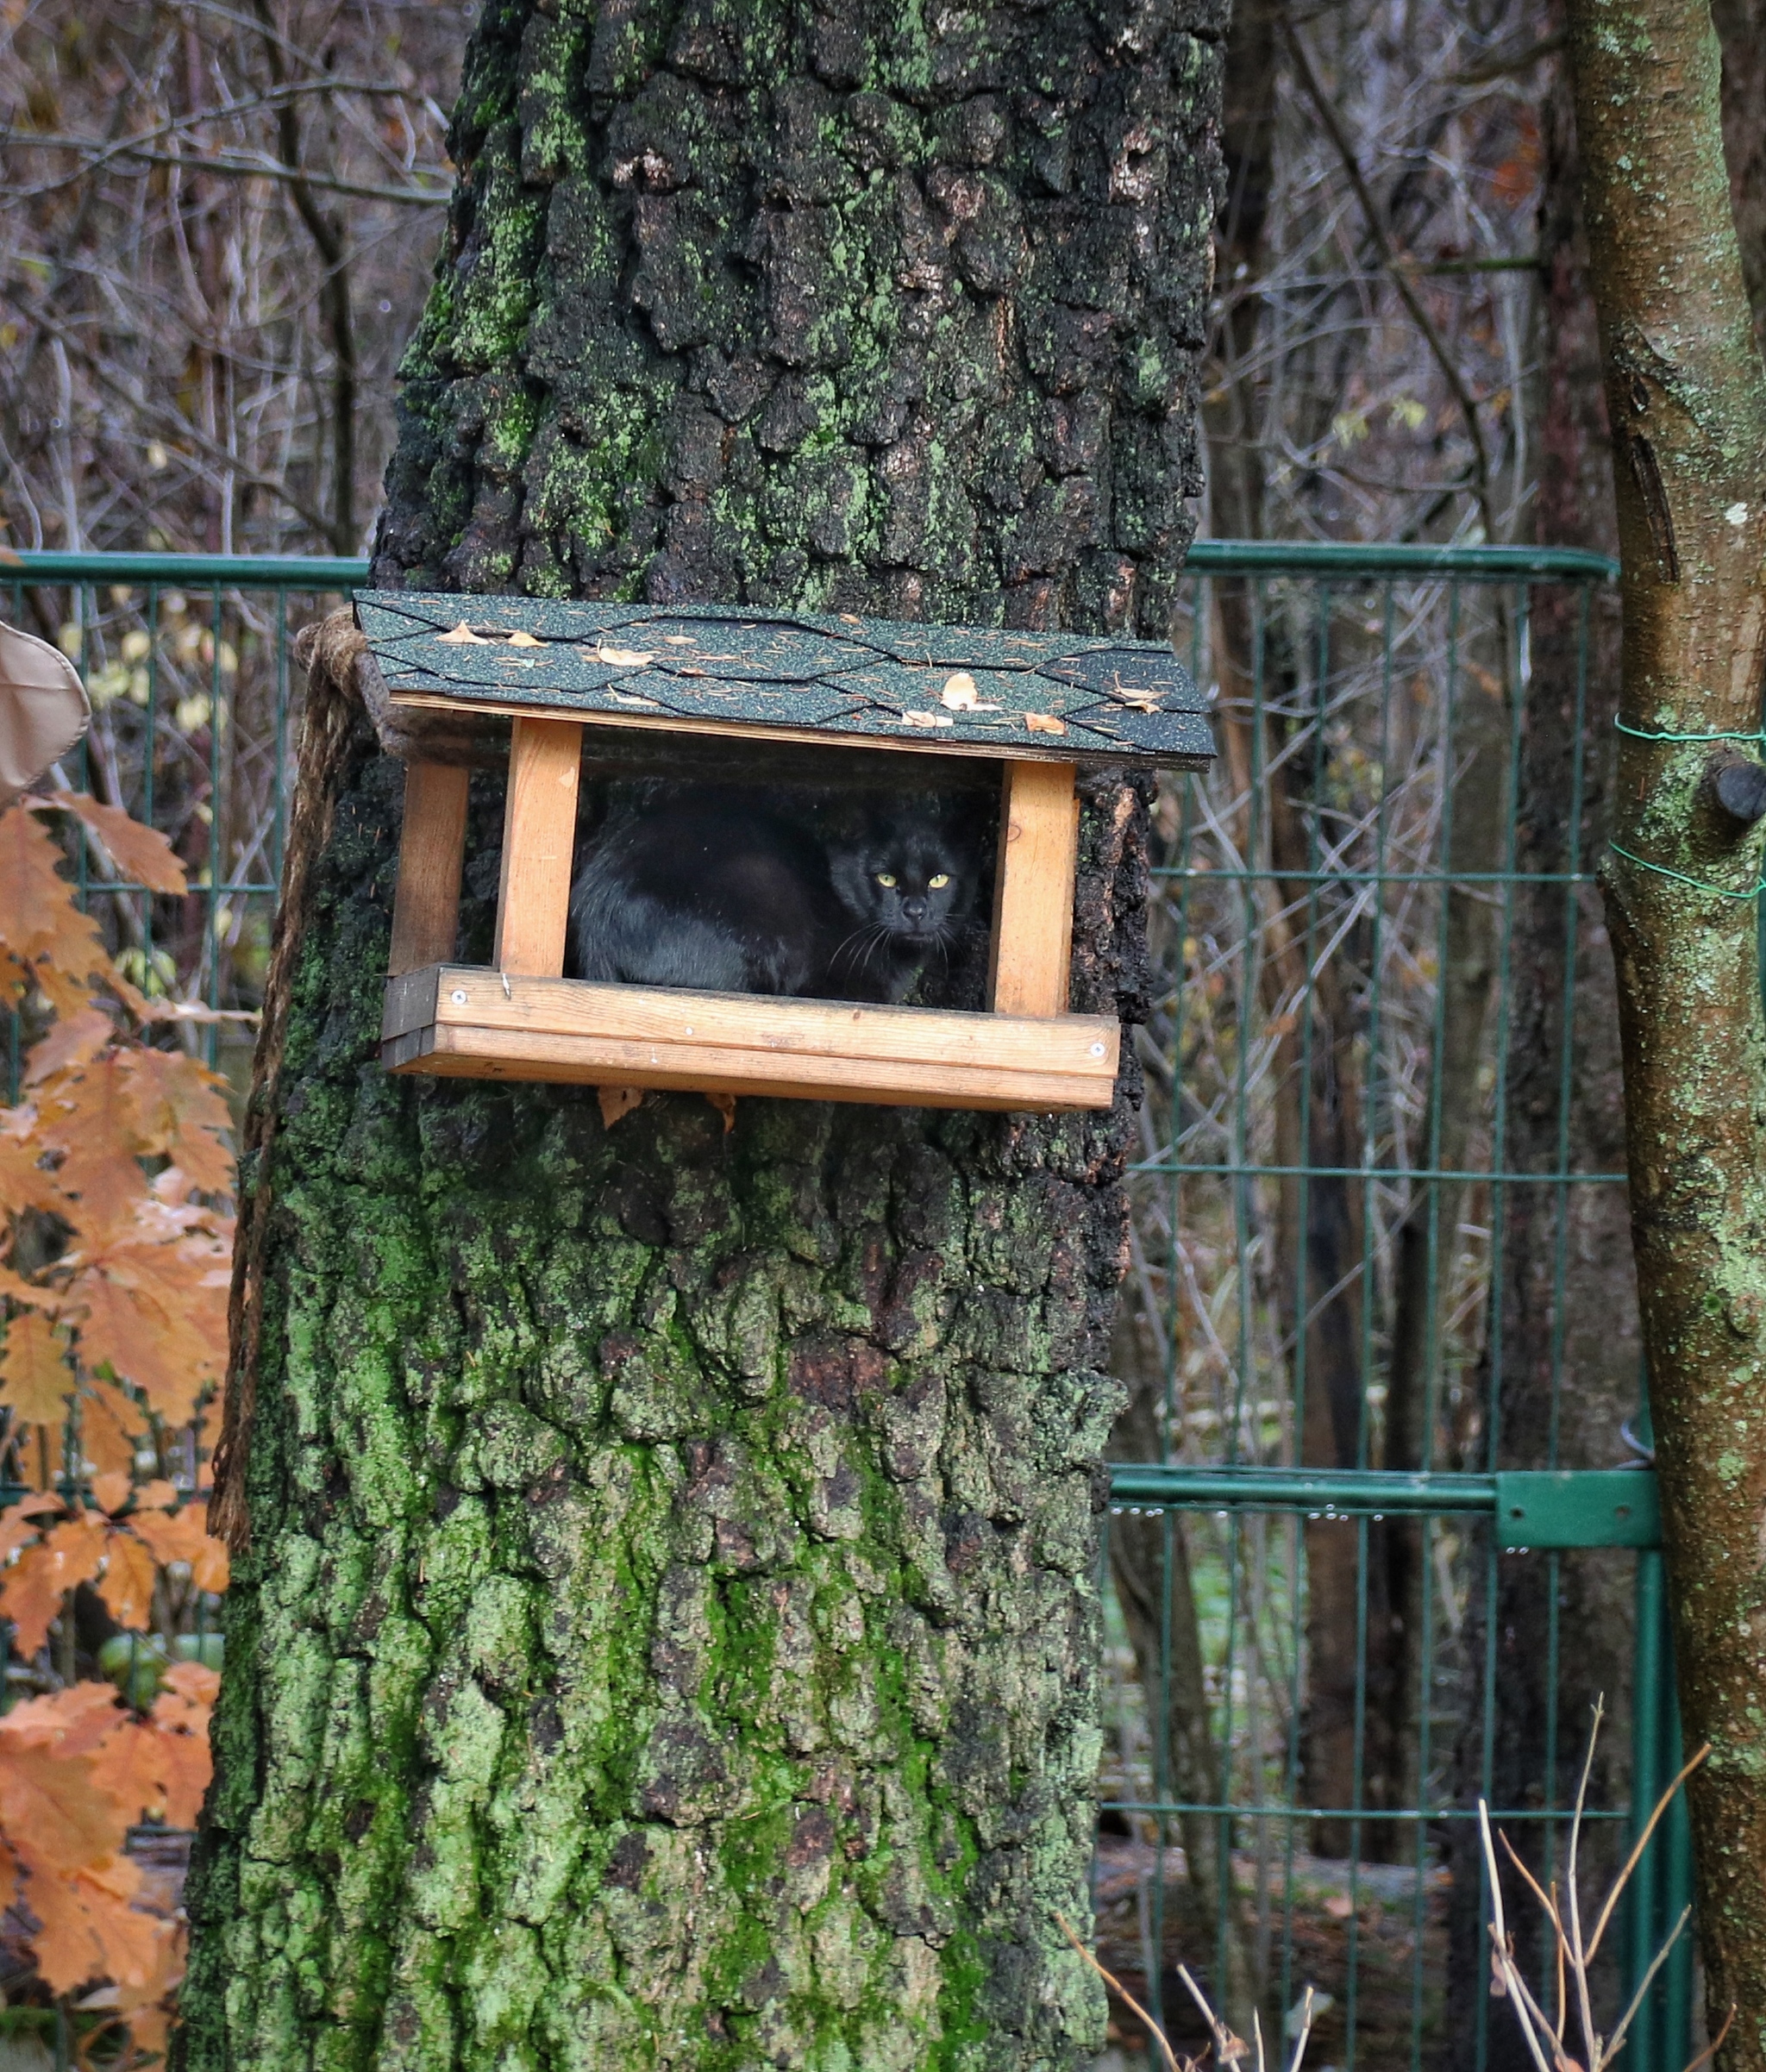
[566,784,982,1004]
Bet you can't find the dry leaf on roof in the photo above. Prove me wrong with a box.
[436,623,490,644]
[1025,711,1068,735]
[597,645,655,667]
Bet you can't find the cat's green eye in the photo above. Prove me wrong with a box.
[876,873,897,887]
[929,873,950,889]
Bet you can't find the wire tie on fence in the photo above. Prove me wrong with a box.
[1615,717,1766,743]
[1607,842,1766,899]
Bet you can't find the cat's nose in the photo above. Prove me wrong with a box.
[902,898,927,923]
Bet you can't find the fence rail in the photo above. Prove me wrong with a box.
[1,543,1689,2071]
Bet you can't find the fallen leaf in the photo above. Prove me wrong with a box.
[1024,711,1068,735]
[941,673,978,708]
[436,623,490,644]
[606,690,663,708]
[662,635,697,646]
[505,629,543,648]
[901,710,955,729]
[1110,687,1163,712]
[59,797,187,896]
[598,1086,643,1129]
[0,1311,76,1425]
[596,646,654,667]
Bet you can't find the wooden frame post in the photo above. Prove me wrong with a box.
[388,762,470,976]
[986,759,1079,1017]
[493,717,583,977]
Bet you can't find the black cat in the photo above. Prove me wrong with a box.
[566,784,980,1004]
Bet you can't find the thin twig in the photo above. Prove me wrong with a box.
[1177,1963,1250,2064]
[1056,1912,1184,2072]
[1587,1740,1709,1961]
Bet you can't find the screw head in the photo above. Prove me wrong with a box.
[450,989,468,1005]
[1089,1042,1105,1057]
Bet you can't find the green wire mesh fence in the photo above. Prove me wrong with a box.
[1,545,1687,2071]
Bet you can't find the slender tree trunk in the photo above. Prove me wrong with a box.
[1445,50,1642,2069]
[1559,0,1766,2062]
[1107,1306,1262,2033]
[176,4,1224,2067]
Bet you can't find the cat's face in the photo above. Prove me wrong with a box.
[830,817,974,945]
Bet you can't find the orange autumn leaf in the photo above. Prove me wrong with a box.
[127,1507,229,1593]
[96,1529,156,1632]
[0,1120,64,1218]
[0,1695,128,1869]
[59,795,188,898]
[78,1379,145,1479]
[88,1719,173,1827]
[156,1658,219,1718]
[24,1851,168,1996]
[34,1052,153,1210]
[0,1263,66,1313]
[22,1006,114,1089]
[0,1310,75,1424]
[0,1515,110,1653]
[89,1472,134,1516]
[0,806,109,996]
[120,1049,235,1197]
[0,1494,62,1562]
[66,1249,224,1425]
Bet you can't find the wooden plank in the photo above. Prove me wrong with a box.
[387,762,470,976]
[383,965,442,1042]
[492,717,583,977]
[388,690,1095,767]
[406,1029,1107,1110]
[986,760,1079,1017]
[379,966,1118,1111]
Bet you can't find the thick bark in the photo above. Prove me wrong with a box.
[1562,0,1766,2061]
[178,3,1224,2067]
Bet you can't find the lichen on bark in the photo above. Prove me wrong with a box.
[178,1,1223,2064]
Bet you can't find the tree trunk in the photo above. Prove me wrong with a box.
[176,4,1224,2067]
[1444,51,1642,2070]
[1559,0,1766,2062]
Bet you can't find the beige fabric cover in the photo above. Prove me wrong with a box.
[0,622,91,808]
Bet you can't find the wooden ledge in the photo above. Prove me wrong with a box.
[382,967,1120,1112]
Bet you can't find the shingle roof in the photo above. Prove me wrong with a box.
[354,592,1213,769]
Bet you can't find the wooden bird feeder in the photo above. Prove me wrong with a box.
[361,592,1212,1112]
